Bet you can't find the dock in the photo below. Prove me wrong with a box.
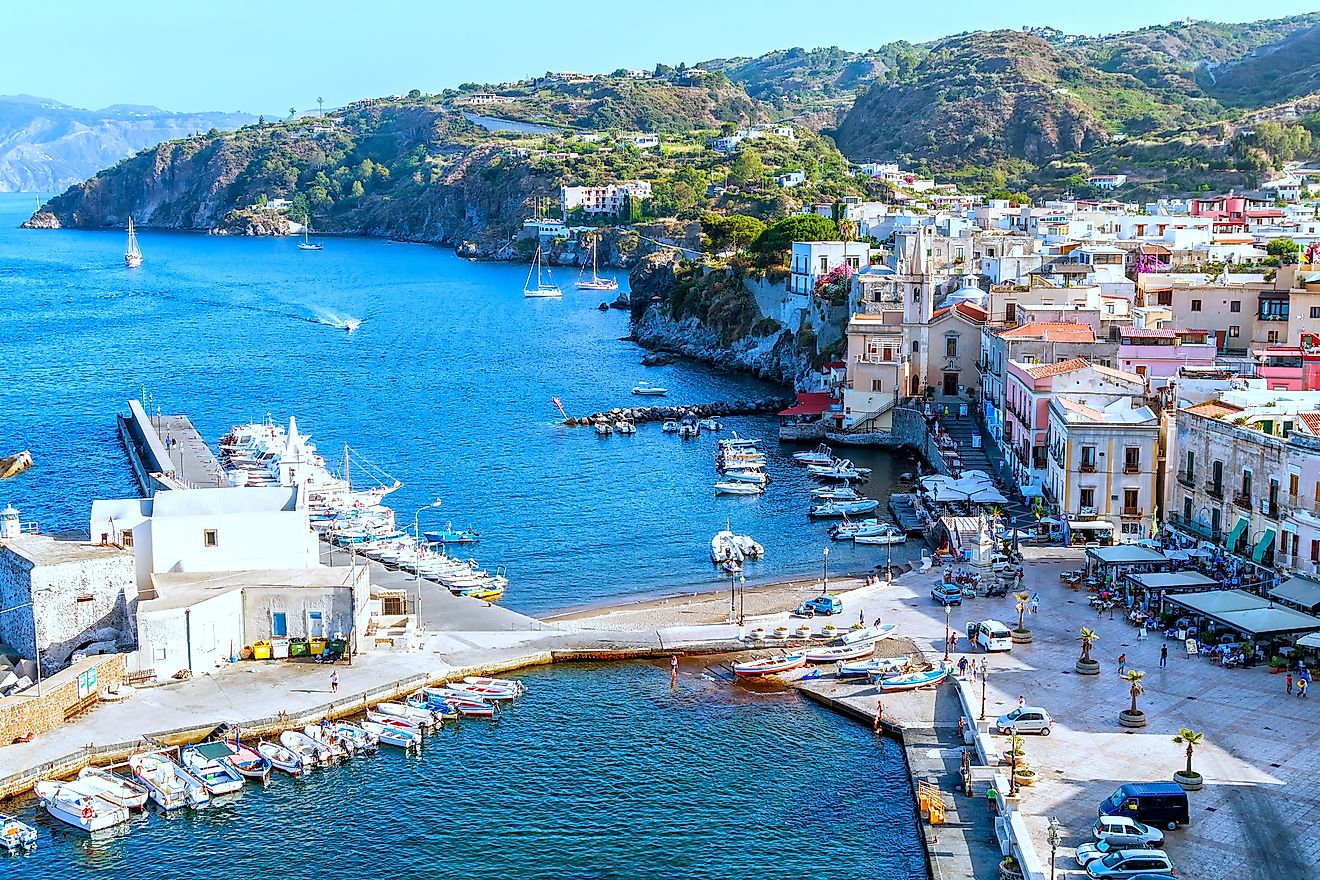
[888,493,927,535]
[117,400,225,493]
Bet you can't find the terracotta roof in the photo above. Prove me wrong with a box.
[931,301,988,324]
[1023,357,1090,379]
[999,323,1095,343]
[1299,413,1320,435]
[1183,400,1244,419]
[779,392,835,417]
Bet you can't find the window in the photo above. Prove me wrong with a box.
[1080,446,1097,470]
[1313,539,1319,564]
[1312,306,1320,319]
[1290,473,1299,499]
[1185,450,1195,478]
[946,337,958,358]
[1229,325,1240,338]
[272,612,288,638]
[1124,447,1140,473]
[911,341,920,353]
[912,286,921,303]
[819,256,829,275]
[1268,330,1280,344]
[121,529,134,548]
[204,529,218,548]
[871,379,883,392]
[1183,496,1192,522]
[1191,299,1202,312]
[1124,488,1139,511]
[1230,301,1241,313]
[1080,488,1095,508]
[1242,471,1252,498]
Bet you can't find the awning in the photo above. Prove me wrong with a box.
[1068,520,1115,531]
[1226,516,1250,550]
[1252,528,1277,564]
[778,392,834,417]
[1270,576,1320,611]
[1298,632,1320,649]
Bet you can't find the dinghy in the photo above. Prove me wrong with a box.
[879,668,949,691]
[853,526,906,545]
[181,744,246,795]
[407,692,460,721]
[806,459,872,481]
[360,719,420,749]
[829,518,882,540]
[219,739,273,781]
[127,752,209,810]
[377,701,438,729]
[302,724,352,759]
[631,381,668,396]
[280,729,332,766]
[837,656,910,679]
[840,623,900,644]
[76,766,149,809]
[804,640,878,663]
[365,709,425,735]
[328,720,379,753]
[256,740,305,776]
[0,813,37,851]
[732,652,807,678]
[33,780,130,832]
[464,676,526,693]
[809,498,880,518]
[436,695,498,717]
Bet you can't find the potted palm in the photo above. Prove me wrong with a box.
[1076,627,1100,675]
[1119,669,1147,728]
[998,855,1024,880]
[1172,728,1205,791]
[1011,592,1032,643]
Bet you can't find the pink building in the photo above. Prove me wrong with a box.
[1116,328,1216,387]
[1255,335,1320,391]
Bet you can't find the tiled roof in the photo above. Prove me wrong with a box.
[999,322,1095,343]
[1091,364,1147,385]
[1298,412,1320,436]
[931,302,988,324]
[1183,400,1244,419]
[1023,357,1090,379]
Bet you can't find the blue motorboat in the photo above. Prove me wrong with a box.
[423,522,480,544]
[878,668,949,692]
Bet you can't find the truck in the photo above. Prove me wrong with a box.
[794,594,843,617]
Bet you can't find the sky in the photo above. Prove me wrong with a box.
[8,0,1320,114]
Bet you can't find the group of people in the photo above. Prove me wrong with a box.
[1286,668,1312,697]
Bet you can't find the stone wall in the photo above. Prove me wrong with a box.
[891,405,951,476]
[0,653,125,743]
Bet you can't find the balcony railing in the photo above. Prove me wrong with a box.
[1233,493,1253,511]
[1121,507,1143,518]
[1079,462,1097,473]
[1123,463,1140,474]
[1167,511,1222,543]
[1262,501,1281,520]
[1177,470,1196,488]
[1206,481,1224,500]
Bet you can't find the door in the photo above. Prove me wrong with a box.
[272,612,288,638]
[308,611,325,639]
[1215,329,1226,352]
[943,372,959,396]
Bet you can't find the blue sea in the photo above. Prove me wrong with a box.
[0,192,919,615]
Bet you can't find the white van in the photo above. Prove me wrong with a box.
[966,619,1013,652]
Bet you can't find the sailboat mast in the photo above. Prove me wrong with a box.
[344,443,350,491]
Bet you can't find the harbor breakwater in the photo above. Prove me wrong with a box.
[564,396,792,426]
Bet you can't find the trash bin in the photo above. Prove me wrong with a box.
[289,639,309,657]
[309,637,328,656]
[252,641,271,660]
[272,638,291,659]
[329,638,347,654]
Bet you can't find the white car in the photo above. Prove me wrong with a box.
[1076,840,1139,867]
[995,706,1053,735]
[1092,816,1165,848]
[1084,849,1173,879]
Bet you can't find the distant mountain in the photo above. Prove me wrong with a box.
[0,96,253,192]
[1204,23,1320,107]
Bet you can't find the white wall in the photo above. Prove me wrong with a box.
[137,588,243,679]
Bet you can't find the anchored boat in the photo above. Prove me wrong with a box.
[33,780,130,832]
[127,752,209,810]
[75,766,149,809]
[181,744,246,795]
[0,814,37,851]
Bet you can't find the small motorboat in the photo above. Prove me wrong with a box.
[720,469,767,485]
[594,421,613,436]
[714,480,765,496]
[464,676,526,693]
[615,419,637,435]
[366,709,424,736]
[720,432,760,447]
[76,766,150,809]
[804,640,878,663]
[631,381,668,396]
[441,681,519,702]
[811,483,862,501]
[127,752,209,810]
[853,526,907,546]
[423,523,480,544]
[328,721,379,753]
[406,692,460,721]
[0,813,37,851]
[829,518,882,540]
[181,745,246,795]
[807,458,872,481]
[361,719,420,749]
[721,558,742,574]
[256,740,305,777]
[220,739,273,781]
[810,498,880,518]
[879,668,950,691]
[661,420,679,433]
[678,418,700,438]
[460,585,507,602]
[840,624,900,644]
[33,780,130,832]
[792,444,834,466]
[302,724,352,759]
[711,529,744,564]
[732,652,807,678]
[838,656,910,679]
[435,695,498,718]
[698,418,722,431]
[378,701,439,728]
[732,534,764,558]
[280,729,333,766]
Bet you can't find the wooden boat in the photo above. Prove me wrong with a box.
[732,652,807,678]
[279,730,331,767]
[840,624,900,645]
[878,668,949,692]
[127,752,209,810]
[303,724,352,759]
[181,745,246,795]
[33,780,130,832]
[441,681,518,702]
[256,740,305,777]
[76,766,149,809]
[464,676,526,693]
[0,813,37,851]
[377,701,437,730]
[360,719,420,749]
[0,451,33,481]
[219,739,273,781]
[804,640,878,663]
[365,709,424,735]
[837,656,910,679]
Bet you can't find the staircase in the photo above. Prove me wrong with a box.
[938,411,1033,526]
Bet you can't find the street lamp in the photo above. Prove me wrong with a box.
[822,546,830,593]
[1047,817,1062,880]
[943,601,952,662]
[738,575,746,626]
[979,657,988,720]
[413,499,442,623]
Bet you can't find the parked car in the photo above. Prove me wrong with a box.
[995,706,1053,735]
[794,595,842,617]
[930,584,963,606]
[966,619,1013,651]
[1083,849,1173,878]
[1076,840,1140,867]
[1098,782,1190,830]
[1092,816,1165,848]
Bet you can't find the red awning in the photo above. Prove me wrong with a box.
[779,392,834,417]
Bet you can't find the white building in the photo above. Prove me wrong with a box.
[619,134,660,150]
[1088,174,1128,190]
[776,170,806,188]
[560,181,653,215]
[789,241,873,295]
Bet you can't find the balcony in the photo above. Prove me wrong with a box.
[1167,511,1222,543]
[1123,463,1140,475]
[1233,493,1253,511]
[1261,500,1281,520]
[1177,470,1196,488]
[1079,462,1098,473]
[1121,507,1143,518]
[1206,481,1224,500]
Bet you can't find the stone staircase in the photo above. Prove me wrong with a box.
[938,413,1033,526]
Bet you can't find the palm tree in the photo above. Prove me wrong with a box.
[1172,728,1205,777]
[1014,592,1031,630]
[1123,669,1146,715]
[1078,627,1098,662]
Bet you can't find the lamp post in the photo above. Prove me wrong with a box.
[885,537,893,585]
[979,657,988,720]
[1047,816,1061,880]
[943,601,952,662]
[729,567,737,622]
[0,602,41,696]
[822,546,830,594]
[1008,726,1020,797]
[738,575,746,627]
[413,499,442,624]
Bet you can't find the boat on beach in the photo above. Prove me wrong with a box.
[76,766,150,809]
[127,752,209,810]
[804,640,878,663]
[181,744,246,795]
[732,652,807,678]
[878,668,949,691]
[838,656,910,679]
[33,779,130,832]
[0,813,37,851]
[256,740,305,776]
[841,624,899,644]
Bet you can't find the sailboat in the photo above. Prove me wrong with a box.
[524,243,562,298]
[575,234,618,291]
[125,218,143,268]
[298,214,323,251]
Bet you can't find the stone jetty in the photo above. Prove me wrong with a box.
[565,396,792,426]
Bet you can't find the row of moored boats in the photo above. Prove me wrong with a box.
[733,623,948,690]
[792,444,906,545]
[713,434,767,496]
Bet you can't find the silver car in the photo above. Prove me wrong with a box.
[994,706,1053,735]
[1085,849,1173,879]
[1092,816,1165,848]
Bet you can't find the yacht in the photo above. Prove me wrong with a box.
[124,218,143,268]
[574,234,619,290]
[524,243,562,297]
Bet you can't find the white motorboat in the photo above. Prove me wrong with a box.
[661,420,679,433]
[698,418,722,431]
[807,458,872,481]
[804,640,878,663]
[854,526,907,546]
[838,655,910,679]
[828,518,882,540]
[809,498,881,518]
[0,813,37,850]
[181,745,246,795]
[441,681,519,702]
[329,721,380,752]
[840,624,900,644]
[632,381,668,396]
[714,480,765,496]
[128,752,209,810]
[721,432,761,447]
[360,719,421,749]
[732,534,764,558]
[33,779,130,832]
[256,740,305,776]
[678,418,700,438]
[792,444,833,466]
[594,421,613,436]
[721,469,767,485]
[811,484,862,501]
[712,529,743,563]
[464,676,526,693]
[76,766,150,809]
[615,419,637,435]
[302,724,352,759]
[376,701,437,729]
[280,729,333,766]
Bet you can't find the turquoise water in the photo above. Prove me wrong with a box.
[0,193,919,614]
[3,664,926,879]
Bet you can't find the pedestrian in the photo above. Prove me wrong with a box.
[1017,694,1025,710]
[986,785,998,816]
[860,609,866,627]
[873,617,882,628]
[1117,653,1127,675]
[1030,593,1039,615]
[958,656,969,678]
[671,654,679,686]
[1159,644,1168,668]
[874,703,884,733]
[1299,678,1309,699]
[1287,672,1294,694]
[329,670,339,694]
[1097,602,1105,620]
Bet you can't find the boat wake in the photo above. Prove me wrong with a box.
[306,309,363,332]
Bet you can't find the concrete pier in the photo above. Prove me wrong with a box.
[117,400,224,493]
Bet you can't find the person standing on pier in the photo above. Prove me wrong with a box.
[670,654,678,686]
[330,670,339,694]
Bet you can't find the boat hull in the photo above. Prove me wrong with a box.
[879,669,949,691]
[732,653,807,677]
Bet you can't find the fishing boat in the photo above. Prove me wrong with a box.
[256,740,305,776]
[792,444,833,466]
[327,721,379,753]
[377,700,439,729]
[365,709,425,736]
[574,234,619,290]
[804,640,879,663]
[406,692,460,721]
[732,652,807,678]
[853,526,907,546]
[879,668,950,692]
[0,814,37,851]
[441,681,519,701]
[615,419,637,435]
[181,745,246,795]
[280,729,332,766]
[124,217,143,268]
[219,739,273,781]
[714,480,765,496]
[418,690,498,717]
[837,656,910,679]
[361,719,421,749]
[841,623,900,644]
[297,213,323,251]
[302,724,352,759]
[809,498,881,518]
[423,523,480,544]
[464,676,526,693]
[523,243,562,297]
[127,752,209,810]
[631,381,668,396]
[76,766,149,809]
[33,780,130,832]
[594,421,613,436]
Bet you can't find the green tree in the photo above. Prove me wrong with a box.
[407,88,422,99]
[1267,237,1300,257]
[752,214,840,261]
[1172,728,1205,777]
[703,213,767,252]
[350,180,366,199]
[730,148,765,186]
[289,107,296,119]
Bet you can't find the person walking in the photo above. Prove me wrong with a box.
[860,609,866,627]
[958,656,969,678]
[1117,653,1127,675]
[1159,644,1168,668]
[1299,677,1309,699]
[874,703,884,733]
[329,670,339,694]
[1030,593,1039,615]
[1287,671,1294,695]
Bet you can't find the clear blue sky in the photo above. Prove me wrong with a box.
[11,0,1320,114]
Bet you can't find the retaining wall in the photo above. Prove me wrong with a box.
[0,654,125,745]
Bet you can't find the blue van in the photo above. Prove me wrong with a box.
[1098,782,1190,830]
